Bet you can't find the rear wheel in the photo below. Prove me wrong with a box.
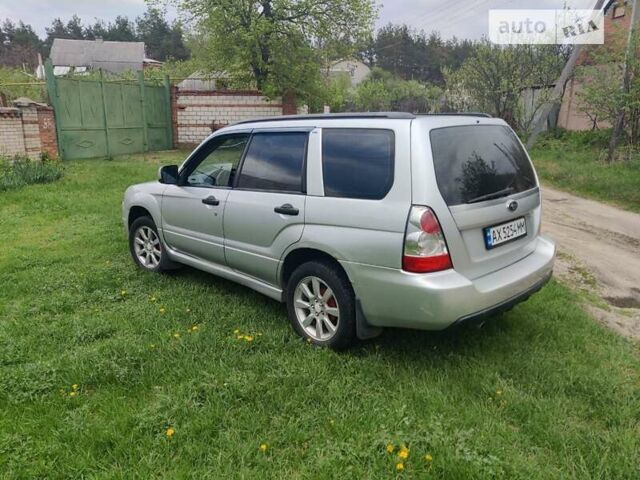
[129,216,172,273]
[286,261,356,350]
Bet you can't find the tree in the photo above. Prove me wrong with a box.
[445,41,566,137]
[0,20,42,68]
[137,8,189,61]
[577,25,640,154]
[364,24,476,86]
[167,0,376,99]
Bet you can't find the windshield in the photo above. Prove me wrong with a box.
[429,125,537,206]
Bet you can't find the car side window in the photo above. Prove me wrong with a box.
[236,132,308,193]
[185,134,249,188]
[322,128,395,200]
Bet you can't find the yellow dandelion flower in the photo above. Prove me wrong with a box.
[69,391,77,397]
[186,308,191,313]
[424,453,433,462]
[166,427,175,438]
[72,384,79,390]
[329,419,335,425]
[398,448,409,460]
[396,462,404,472]
[386,444,395,454]
[120,289,127,296]
[244,335,254,342]
[173,333,181,339]
[233,329,240,334]
[496,389,503,396]
[159,307,166,314]
[191,325,199,331]
[259,443,268,452]
[150,296,157,302]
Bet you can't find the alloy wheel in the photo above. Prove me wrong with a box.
[293,276,340,341]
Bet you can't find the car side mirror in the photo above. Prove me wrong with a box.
[159,165,179,185]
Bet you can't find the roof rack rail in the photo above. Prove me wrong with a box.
[419,112,492,118]
[233,112,416,125]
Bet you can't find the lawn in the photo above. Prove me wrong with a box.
[1,151,639,479]
[530,131,640,212]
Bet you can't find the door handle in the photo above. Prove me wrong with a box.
[274,203,299,216]
[202,195,220,206]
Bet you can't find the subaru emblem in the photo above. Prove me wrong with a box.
[507,200,518,212]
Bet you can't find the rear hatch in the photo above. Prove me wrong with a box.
[428,123,540,280]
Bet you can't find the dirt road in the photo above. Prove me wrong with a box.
[542,187,640,340]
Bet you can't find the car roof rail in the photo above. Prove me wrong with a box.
[420,112,493,118]
[233,112,416,125]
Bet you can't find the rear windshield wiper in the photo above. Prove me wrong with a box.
[466,187,515,204]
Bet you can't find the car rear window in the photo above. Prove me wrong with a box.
[429,125,537,206]
[322,128,394,200]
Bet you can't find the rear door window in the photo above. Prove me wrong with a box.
[429,125,537,206]
[236,132,308,192]
[322,129,394,200]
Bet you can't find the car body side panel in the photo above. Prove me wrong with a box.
[160,185,230,265]
[122,181,165,234]
[302,122,412,271]
[223,190,306,285]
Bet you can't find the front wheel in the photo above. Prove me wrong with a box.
[128,216,172,273]
[286,261,356,350]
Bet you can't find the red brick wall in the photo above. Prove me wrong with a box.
[36,106,59,159]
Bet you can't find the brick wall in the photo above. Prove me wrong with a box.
[172,88,305,148]
[0,108,28,158]
[0,101,59,160]
[36,106,59,158]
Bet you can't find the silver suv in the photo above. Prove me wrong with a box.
[123,113,555,349]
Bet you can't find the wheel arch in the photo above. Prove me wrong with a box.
[279,247,351,291]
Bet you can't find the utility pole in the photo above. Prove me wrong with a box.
[607,0,639,162]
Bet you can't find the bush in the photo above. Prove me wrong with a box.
[536,128,614,150]
[0,156,64,191]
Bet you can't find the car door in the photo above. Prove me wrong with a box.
[223,129,309,285]
[161,132,250,265]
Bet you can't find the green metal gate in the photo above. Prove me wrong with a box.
[45,61,172,160]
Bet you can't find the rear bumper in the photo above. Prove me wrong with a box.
[341,235,555,330]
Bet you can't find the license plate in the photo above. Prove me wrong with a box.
[484,217,527,250]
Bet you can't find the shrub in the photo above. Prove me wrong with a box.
[536,128,615,150]
[0,155,64,191]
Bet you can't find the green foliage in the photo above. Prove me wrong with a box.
[366,24,476,86]
[0,67,45,102]
[536,128,614,150]
[1,151,639,477]
[531,131,640,211]
[322,68,442,113]
[167,0,376,100]
[354,79,392,111]
[0,155,64,191]
[576,26,640,144]
[445,41,566,136]
[0,19,42,69]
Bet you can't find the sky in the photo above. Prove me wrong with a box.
[0,0,598,40]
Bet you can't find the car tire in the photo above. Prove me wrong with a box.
[128,216,174,273]
[286,260,357,350]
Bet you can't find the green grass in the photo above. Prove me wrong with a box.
[1,151,639,478]
[530,130,640,212]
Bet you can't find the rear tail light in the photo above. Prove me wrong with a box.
[403,206,452,273]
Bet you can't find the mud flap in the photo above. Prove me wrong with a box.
[356,300,383,340]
